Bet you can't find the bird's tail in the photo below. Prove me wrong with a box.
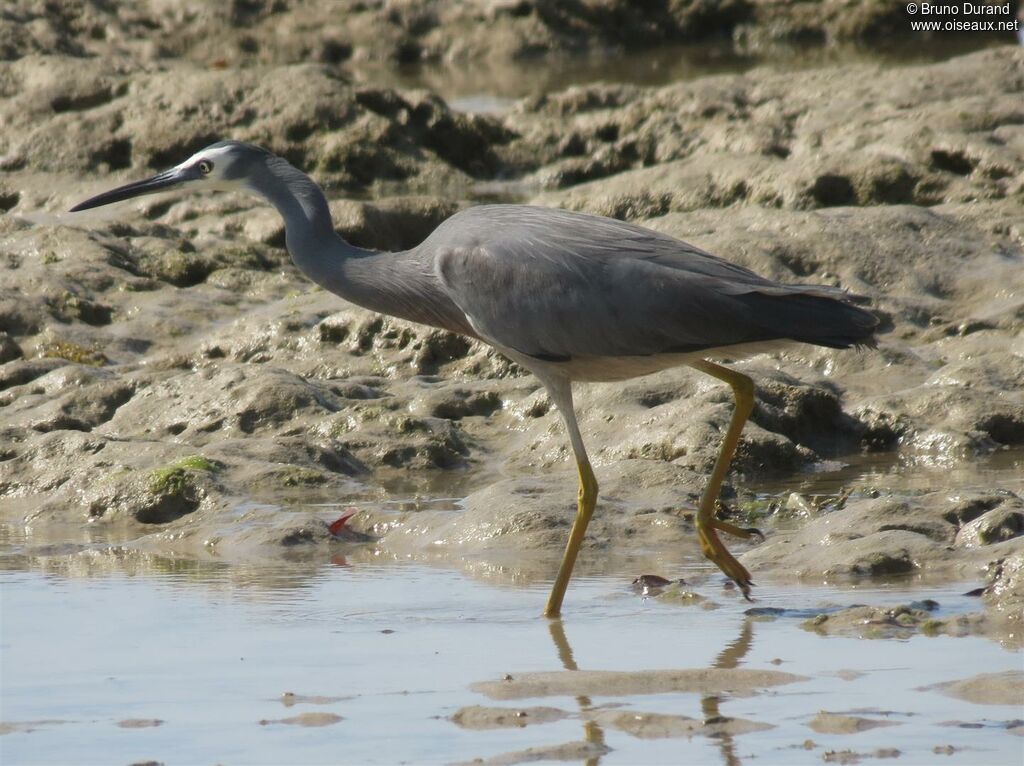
[736,287,880,350]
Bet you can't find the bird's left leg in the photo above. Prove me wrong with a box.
[689,360,758,598]
[542,377,598,618]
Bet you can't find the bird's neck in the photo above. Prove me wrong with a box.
[253,158,472,335]
[254,155,338,248]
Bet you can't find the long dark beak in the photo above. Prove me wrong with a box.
[69,167,196,212]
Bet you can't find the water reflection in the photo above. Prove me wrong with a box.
[549,619,608,766]
[466,615,761,765]
[4,563,1019,765]
[701,618,755,766]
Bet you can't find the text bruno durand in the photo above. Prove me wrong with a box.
[905,2,1020,34]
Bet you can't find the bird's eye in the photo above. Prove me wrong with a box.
[197,160,213,175]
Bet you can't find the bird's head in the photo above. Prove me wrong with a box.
[69,140,268,212]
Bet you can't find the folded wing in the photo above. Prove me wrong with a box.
[430,206,877,361]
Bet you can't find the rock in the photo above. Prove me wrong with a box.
[116,719,163,729]
[742,493,1024,584]
[331,196,465,252]
[2,435,222,525]
[461,738,609,766]
[472,667,807,700]
[530,49,1022,209]
[0,358,67,392]
[983,551,1024,633]
[0,332,23,363]
[802,603,945,640]
[450,705,568,730]
[808,713,900,735]
[591,708,772,738]
[4,58,500,197]
[956,503,1024,547]
[927,671,1024,706]
[259,712,343,727]
[0,0,974,74]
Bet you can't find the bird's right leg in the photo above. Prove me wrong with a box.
[542,378,598,618]
[689,360,757,598]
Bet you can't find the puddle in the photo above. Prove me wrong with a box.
[1,558,1021,765]
[359,37,1015,107]
[755,448,1024,498]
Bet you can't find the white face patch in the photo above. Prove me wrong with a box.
[174,145,246,191]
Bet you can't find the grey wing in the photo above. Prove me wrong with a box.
[430,206,876,360]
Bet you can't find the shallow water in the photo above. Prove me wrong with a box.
[3,451,1023,764]
[2,552,1022,765]
[369,37,1014,109]
[755,446,1024,499]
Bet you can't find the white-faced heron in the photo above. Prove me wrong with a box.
[70,141,878,616]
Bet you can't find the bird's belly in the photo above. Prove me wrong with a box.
[554,353,701,382]
[539,339,798,382]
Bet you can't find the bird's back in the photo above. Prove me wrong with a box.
[425,205,773,284]
[420,205,877,366]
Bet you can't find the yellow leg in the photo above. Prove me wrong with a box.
[690,360,757,599]
[544,458,598,618]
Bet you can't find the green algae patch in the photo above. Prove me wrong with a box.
[37,338,108,366]
[148,455,221,495]
[277,466,327,487]
[136,455,224,523]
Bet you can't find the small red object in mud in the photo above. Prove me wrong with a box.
[328,508,358,536]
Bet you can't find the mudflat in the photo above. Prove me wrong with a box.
[0,3,1021,764]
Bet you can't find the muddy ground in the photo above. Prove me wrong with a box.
[3,1,1009,69]
[0,2,1022,649]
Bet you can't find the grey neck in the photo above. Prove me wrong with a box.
[249,154,346,258]
[248,157,472,336]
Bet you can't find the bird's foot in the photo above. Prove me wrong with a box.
[710,517,765,542]
[697,521,755,601]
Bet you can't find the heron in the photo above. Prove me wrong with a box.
[70,140,878,617]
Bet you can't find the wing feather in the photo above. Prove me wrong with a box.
[428,206,876,359]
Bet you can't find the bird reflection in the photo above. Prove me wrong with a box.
[548,619,608,766]
[701,617,755,766]
[546,614,757,766]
